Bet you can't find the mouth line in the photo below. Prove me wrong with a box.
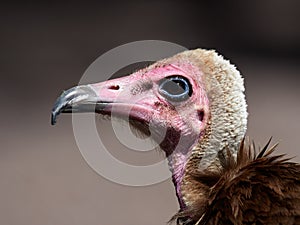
[52,100,154,125]
[51,100,110,125]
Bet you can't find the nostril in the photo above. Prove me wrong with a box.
[108,85,120,90]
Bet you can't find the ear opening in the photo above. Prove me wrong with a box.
[197,110,204,122]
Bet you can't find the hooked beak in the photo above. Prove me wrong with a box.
[51,85,111,125]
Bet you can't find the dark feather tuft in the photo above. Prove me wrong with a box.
[171,137,300,225]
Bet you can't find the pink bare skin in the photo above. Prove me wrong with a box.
[52,61,210,209]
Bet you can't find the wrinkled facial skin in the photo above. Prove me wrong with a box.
[88,62,209,156]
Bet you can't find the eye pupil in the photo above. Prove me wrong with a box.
[163,80,184,95]
[158,76,192,102]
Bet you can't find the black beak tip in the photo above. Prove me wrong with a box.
[51,111,57,125]
[51,103,62,125]
[51,93,66,126]
[51,96,64,126]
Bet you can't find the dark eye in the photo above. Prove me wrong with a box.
[158,76,192,102]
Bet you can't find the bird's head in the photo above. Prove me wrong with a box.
[52,49,247,211]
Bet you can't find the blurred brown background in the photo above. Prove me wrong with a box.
[0,1,300,225]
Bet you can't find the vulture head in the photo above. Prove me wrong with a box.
[52,49,248,223]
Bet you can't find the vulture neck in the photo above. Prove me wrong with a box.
[168,49,248,211]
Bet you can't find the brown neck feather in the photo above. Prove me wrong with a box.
[170,138,300,225]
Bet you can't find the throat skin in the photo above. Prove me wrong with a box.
[168,142,198,209]
[158,120,205,209]
[167,127,211,211]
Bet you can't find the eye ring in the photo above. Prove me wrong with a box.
[158,76,192,102]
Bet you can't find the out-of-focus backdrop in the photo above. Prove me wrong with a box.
[1,1,299,225]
